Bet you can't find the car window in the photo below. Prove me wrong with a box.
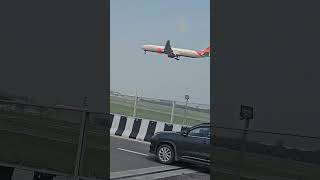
[188,127,210,138]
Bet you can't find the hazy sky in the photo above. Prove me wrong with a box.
[0,1,108,113]
[213,1,320,141]
[110,0,210,105]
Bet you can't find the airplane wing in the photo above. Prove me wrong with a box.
[164,40,174,55]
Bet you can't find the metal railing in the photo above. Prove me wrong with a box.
[0,99,110,180]
[212,125,320,180]
[2,99,319,179]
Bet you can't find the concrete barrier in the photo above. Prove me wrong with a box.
[0,163,73,180]
[110,114,190,142]
[0,114,191,180]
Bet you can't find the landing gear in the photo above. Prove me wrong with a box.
[144,50,146,54]
[168,53,179,60]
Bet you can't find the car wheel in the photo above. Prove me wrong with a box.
[157,144,174,164]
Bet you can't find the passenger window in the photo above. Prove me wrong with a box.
[188,127,210,138]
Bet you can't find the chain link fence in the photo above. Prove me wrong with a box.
[110,91,210,126]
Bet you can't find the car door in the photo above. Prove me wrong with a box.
[177,126,210,162]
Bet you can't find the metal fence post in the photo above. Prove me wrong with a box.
[132,95,138,118]
[74,97,89,180]
[170,101,175,124]
[237,119,249,180]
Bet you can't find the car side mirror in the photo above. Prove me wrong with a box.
[181,131,188,137]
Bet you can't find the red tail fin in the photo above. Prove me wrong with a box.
[198,45,210,57]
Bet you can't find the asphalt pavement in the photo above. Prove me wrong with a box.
[110,135,161,172]
[110,135,210,180]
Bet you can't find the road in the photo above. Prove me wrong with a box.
[110,135,161,172]
[110,135,210,180]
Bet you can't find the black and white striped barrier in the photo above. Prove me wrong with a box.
[0,164,73,180]
[0,164,104,180]
[110,114,190,142]
[0,114,189,180]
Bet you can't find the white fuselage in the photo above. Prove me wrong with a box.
[142,45,202,58]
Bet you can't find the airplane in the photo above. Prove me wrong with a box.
[141,40,210,60]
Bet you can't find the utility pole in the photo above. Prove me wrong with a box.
[237,104,254,180]
[170,101,175,124]
[132,90,138,118]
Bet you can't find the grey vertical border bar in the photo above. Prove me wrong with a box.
[210,0,214,179]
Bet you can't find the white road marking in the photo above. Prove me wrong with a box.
[117,148,149,157]
[110,165,182,179]
[120,168,198,180]
[111,134,151,144]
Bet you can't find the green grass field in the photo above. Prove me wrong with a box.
[110,96,210,126]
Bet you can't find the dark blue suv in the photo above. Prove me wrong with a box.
[149,123,211,165]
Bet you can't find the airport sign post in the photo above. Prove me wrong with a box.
[182,95,190,125]
[240,105,254,128]
[238,104,254,180]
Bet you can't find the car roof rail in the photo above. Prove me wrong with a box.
[193,122,212,127]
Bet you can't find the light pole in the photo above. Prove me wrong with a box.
[170,101,175,124]
[132,91,138,118]
[182,95,189,125]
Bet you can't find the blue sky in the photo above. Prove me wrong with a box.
[110,0,210,104]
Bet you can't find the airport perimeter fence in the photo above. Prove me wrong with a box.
[212,125,320,180]
[3,98,319,179]
[0,99,111,180]
[110,92,210,126]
